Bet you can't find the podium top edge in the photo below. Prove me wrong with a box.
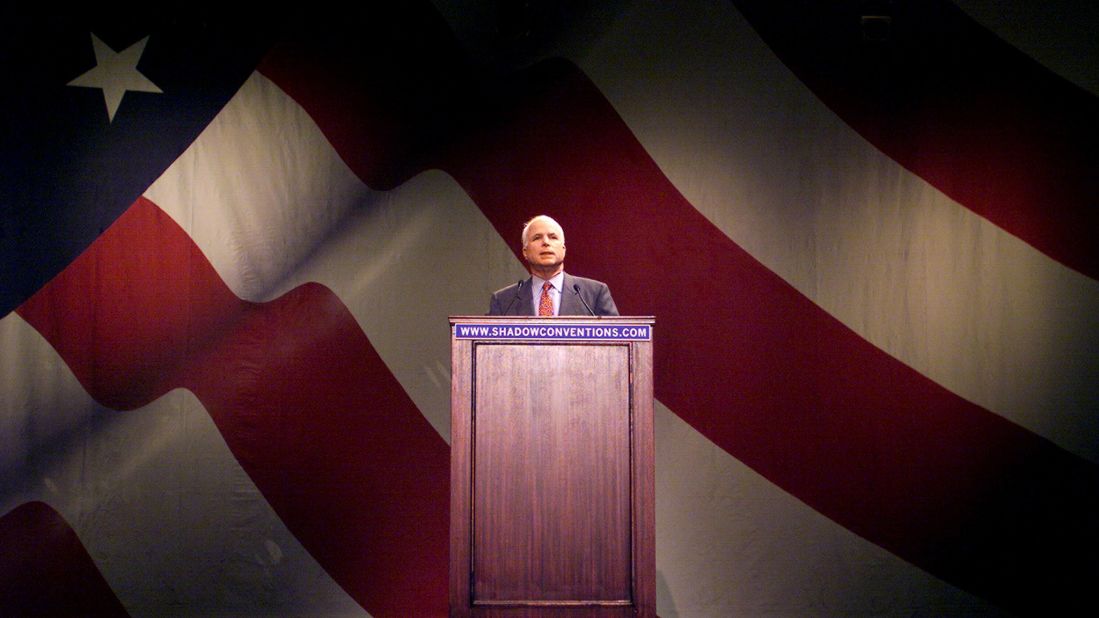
[449,315,655,324]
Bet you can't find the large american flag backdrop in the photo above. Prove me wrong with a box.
[3,1,1097,616]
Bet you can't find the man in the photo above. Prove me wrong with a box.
[488,215,619,316]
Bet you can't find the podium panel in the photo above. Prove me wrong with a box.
[450,317,654,618]
[474,343,631,602]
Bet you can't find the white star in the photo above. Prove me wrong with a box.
[67,34,163,122]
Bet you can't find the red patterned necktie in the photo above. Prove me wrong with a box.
[538,281,554,316]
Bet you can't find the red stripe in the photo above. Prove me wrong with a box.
[731,0,1099,280]
[16,198,449,616]
[259,10,1099,613]
[0,502,130,616]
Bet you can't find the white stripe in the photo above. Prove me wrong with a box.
[654,401,996,615]
[144,73,371,303]
[555,0,1099,462]
[0,313,368,618]
[146,73,525,440]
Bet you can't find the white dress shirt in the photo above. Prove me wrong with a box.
[530,272,564,316]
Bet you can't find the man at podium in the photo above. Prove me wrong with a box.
[488,215,619,316]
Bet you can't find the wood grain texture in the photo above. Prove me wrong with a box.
[473,343,631,602]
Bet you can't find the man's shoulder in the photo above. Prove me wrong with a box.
[563,273,610,290]
[562,272,618,316]
[492,278,530,297]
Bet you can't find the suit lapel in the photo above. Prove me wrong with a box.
[516,277,536,315]
[559,273,582,316]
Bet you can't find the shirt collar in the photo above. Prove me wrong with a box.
[532,271,565,290]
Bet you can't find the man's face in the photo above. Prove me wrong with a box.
[522,219,566,272]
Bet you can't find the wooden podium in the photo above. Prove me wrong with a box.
[449,316,655,617]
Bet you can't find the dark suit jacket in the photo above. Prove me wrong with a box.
[488,273,619,316]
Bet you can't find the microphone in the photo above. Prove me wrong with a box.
[502,279,525,315]
[573,284,596,316]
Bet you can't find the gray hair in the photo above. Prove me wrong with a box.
[521,215,565,247]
